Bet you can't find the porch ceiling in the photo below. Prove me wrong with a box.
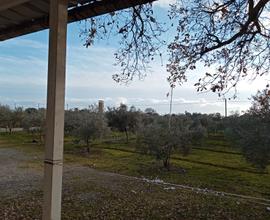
[0,0,154,41]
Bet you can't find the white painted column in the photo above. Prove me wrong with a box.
[42,0,68,219]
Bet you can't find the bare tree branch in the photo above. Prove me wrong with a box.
[168,0,270,95]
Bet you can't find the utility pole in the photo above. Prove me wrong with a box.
[224,98,228,117]
[168,86,174,130]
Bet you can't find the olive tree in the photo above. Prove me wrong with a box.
[22,108,45,143]
[75,110,110,153]
[225,89,270,170]
[249,88,270,117]
[225,114,270,170]
[0,105,23,133]
[106,104,140,142]
[64,108,83,136]
[137,115,206,170]
[0,105,12,132]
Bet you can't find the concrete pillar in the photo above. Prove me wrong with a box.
[42,0,68,219]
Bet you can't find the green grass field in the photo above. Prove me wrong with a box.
[0,131,270,200]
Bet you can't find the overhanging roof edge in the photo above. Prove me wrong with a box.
[0,0,155,41]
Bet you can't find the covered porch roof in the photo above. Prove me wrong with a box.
[0,0,154,219]
[0,0,153,41]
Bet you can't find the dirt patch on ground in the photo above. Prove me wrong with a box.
[0,148,42,199]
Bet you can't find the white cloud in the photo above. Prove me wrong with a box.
[1,38,48,50]
[115,97,128,106]
[154,0,176,8]
[0,37,259,114]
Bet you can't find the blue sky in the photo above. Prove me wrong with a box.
[0,0,266,114]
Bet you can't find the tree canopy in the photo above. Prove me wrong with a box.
[168,0,270,95]
[82,0,270,95]
[225,89,270,169]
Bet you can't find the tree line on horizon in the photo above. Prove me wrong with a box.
[0,89,269,170]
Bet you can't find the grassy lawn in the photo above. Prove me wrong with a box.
[1,131,270,200]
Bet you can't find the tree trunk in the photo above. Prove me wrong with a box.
[86,138,90,154]
[163,145,172,171]
[163,157,171,171]
[39,131,43,144]
[124,128,129,143]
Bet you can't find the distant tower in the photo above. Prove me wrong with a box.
[98,100,104,114]
[224,98,228,117]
